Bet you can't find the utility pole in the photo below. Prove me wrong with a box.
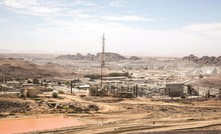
[71,80,73,94]
[100,34,105,90]
[219,88,221,100]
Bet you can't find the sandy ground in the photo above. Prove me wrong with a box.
[1,94,221,134]
[38,94,221,133]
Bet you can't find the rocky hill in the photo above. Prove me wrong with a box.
[128,56,141,60]
[183,54,221,65]
[0,58,74,78]
[183,54,199,62]
[55,52,128,62]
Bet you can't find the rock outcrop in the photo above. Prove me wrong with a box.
[183,54,221,65]
[97,52,127,62]
[128,56,141,60]
[55,52,127,62]
[182,54,199,62]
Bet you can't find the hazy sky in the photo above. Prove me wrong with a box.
[0,0,221,56]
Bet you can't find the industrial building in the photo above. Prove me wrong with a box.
[165,83,184,97]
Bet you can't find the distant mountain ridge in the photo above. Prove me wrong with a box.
[183,54,221,65]
[55,52,141,62]
[128,56,141,60]
[0,58,73,78]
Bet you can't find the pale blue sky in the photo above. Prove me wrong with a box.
[0,0,221,56]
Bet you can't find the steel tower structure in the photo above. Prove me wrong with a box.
[100,34,105,89]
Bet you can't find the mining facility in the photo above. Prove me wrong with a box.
[1,35,221,134]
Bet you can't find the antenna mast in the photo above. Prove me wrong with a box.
[100,34,105,89]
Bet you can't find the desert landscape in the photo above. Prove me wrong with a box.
[1,52,221,134]
[1,0,221,133]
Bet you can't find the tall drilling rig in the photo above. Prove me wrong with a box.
[100,34,105,89]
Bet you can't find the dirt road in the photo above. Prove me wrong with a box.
[41,95,221,134]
